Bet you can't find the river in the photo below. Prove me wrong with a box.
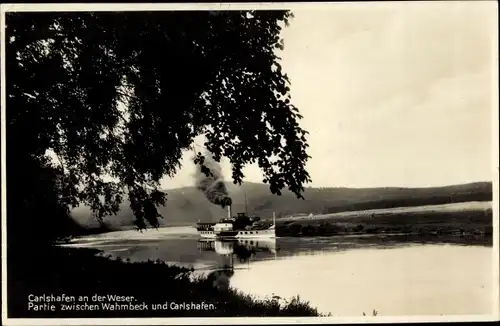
[60,226,494,316]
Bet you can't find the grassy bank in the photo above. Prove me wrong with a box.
[7,246,322,318]
[276,206,493,238]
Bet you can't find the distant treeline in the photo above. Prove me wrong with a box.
[321,190,492,215]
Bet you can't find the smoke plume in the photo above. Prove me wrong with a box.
[193,150,232,209]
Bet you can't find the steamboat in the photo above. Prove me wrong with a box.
[196,205,276,239]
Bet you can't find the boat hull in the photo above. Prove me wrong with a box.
[198,228,275,239]
[199,231,217,239]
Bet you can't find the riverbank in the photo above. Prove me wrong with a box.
[276,203,493,238]
[7,245,322,318]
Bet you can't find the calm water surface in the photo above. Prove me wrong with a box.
[62,227,494,316]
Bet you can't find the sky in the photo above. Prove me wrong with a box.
[161,2,497,190]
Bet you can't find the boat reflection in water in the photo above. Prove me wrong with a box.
[197,238,277,290]
[198,238,276,258]
[198,238,277,268]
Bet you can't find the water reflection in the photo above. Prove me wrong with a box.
[62,230,491,271]
[62,228,493,315]
[197,238,277,267]
[276,234,492,258]
[195,239,278,291]
[230,242,493,316]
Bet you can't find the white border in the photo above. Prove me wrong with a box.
[1,2,499,325]
[1,2,8,323]
[490,0,500,319]
[2,315,499,326]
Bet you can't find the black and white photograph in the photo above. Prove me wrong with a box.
[1,2,499,325]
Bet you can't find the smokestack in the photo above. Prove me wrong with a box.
[227,205,232,219]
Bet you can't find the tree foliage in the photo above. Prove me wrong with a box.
[5,10,310,235]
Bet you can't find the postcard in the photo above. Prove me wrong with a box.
[1,2,499,325]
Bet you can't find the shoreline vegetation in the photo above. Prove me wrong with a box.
[8,246,324,318]
[275,204,493,239]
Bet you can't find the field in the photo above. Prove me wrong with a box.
[275,201,493,238]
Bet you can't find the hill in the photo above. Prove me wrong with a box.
[70,181,493,230]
